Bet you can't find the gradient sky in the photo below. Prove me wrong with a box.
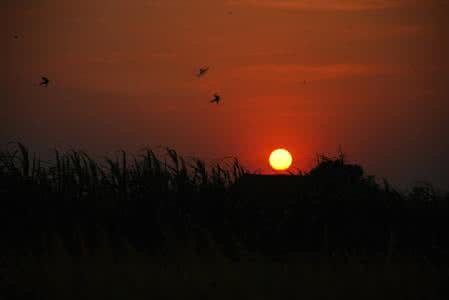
[2,0,449,189]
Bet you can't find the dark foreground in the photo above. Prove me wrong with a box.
[2,247,449,300]
[1,144,448,299]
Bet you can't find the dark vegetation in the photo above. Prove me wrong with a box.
[1,143,448,299]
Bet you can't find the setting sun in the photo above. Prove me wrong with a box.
[269,149,293,171]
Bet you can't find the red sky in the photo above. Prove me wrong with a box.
[2,0,449,188]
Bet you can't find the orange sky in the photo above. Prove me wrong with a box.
[2,0,449,188]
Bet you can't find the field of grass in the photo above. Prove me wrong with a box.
[1,143,448,299]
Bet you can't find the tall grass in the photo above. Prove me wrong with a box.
[0,143,246,255]
[1,143,448,259]
[1,143,449,299]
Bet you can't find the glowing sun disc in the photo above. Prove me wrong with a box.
[269,149,293,171]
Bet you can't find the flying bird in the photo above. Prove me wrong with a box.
[40,77,49,87]
[210,93,221,104]
[197,67,209,77]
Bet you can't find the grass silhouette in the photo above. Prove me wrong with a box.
[1,143,448,299]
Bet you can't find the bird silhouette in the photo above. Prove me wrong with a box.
[210,94,221,104]
[197,67,209,77]
[40,77,49,87]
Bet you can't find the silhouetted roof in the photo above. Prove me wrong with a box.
[233,174,303,201]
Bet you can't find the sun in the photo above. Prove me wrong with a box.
[269,149,293,171]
